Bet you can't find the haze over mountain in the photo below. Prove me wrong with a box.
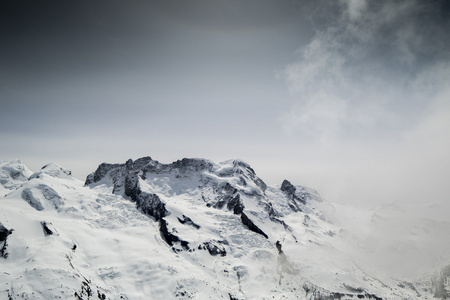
[1,157,450,299]
[1,0,450,211]
[1,1,450,298]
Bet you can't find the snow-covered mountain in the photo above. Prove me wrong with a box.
[0,157,449,299]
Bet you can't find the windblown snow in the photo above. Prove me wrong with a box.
[0,157,449,299]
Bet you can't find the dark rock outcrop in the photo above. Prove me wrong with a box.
[85,157,268,219]
[171,158,215,174]
[276,240,296,283]
[85,162,123,186]
[210,183,245,215]
[133,192,167,221]
[0,224,12,242]
[0,222,13,258]
[275,241,283,254]
[227,194,244,215]
[86,157,216,188]
[177,215,200,229]
[240,213,268,239]
[159,219,189,251]
[198,240,227,256]
[41,221,57,236]
[218,160,267,192]
[281,180,296,196]
[86,158,169,221]
[281,180,310,213]
[303,282,382,300]
[229,294,241,300]
[73,280,111,300]
[85,157,283,253]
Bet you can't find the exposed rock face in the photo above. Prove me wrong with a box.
[133,191,167,221]
[84,156,405,297]
[281,180,296,196]
[275,240,296,284]
[85,157,267,213]
[275,241,283,254]
[84,162,121,186]
[303,282,383,300]
[198,240,227,256]
[0,223,12,242]
[281,179,322,204]
[211,182,244,215]
[1,157,446,299]
[85,157,284,262]
[159,218,189,251]
[0,222,13,258]
[85,157,215,188]
[21,184,63,211]
[85,157,272,245]
[41,221,58,237]
[177,215,200,229]
[83,158,324,259]
[240,212,268,239]
[87,158,169,221]
[171,158,215,173]
[281,179,306,206]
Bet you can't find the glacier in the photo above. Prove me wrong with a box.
[0,157,449,299]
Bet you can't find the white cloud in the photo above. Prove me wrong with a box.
[277,0,450,214]
[340,0,367,21]
[281,0,449,143]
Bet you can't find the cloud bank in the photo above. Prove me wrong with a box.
[282,0,450,141]
[280,0,450,208]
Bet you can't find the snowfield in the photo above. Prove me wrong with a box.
[0,158,449,299]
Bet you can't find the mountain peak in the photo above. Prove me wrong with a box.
[0,160,33,191]
[0,156,444,299]
[29,163,72,180]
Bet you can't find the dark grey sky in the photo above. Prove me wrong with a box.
[1,0,450,207]
[1,1,313,137]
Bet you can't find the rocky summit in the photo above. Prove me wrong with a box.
[0,157,448,299]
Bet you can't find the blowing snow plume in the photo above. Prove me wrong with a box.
[282,0,450,141]
[277,0,450,286]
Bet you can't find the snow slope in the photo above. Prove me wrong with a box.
[0,157,449,299]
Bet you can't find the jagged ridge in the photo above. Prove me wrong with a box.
[85,157,278,251]
[0,157,443,299]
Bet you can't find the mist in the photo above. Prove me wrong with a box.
[278,0,450,279]
[1,0,450,282]
[279,0,450,206]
